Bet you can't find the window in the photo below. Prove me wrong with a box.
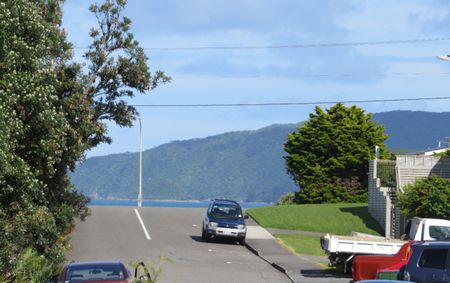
[210,203,242,218]
[66,265,125,281]
[418,249,448,269]
[429,226,450,240]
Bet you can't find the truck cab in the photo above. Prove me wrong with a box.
[403,218,450,241]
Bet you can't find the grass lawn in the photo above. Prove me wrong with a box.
[247,203,383,236]
[275,234,326,256]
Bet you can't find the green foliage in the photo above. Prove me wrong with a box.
[434,150,450,157]
[0,0,77,275]
[84,0,170,144]
[377,160,397,187]
[6,248,56,283]
[284,103,387,203]
[294,178,368,204]
[0,0,165,280]
[398,175,450,219]
[276,192,297,205]
[247,203,383,235]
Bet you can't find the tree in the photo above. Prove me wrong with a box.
[0,0,169,279]
[398,176,450,219]
[284,103,388,203]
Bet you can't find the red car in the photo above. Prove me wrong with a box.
[58,261,138,283]
[352,241,413,281]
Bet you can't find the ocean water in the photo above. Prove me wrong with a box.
[89,199,271,209]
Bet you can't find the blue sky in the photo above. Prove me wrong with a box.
[62,0,450,157]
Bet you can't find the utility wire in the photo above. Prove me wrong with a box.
[74,37,450,51]
[131,96,450,108]
[173,72,450,79]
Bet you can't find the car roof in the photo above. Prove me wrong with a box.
[358,280,408,283]
[67,261,125,267]
[212,199,240,206]
[412,241,450,248]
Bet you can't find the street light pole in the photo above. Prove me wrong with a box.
[138,117,143,207]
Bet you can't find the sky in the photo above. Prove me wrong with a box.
[62,0,450,157]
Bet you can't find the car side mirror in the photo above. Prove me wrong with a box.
[244,214,249,219]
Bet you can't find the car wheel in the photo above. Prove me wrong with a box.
[201,227,206,240]
[205,232,211,242]
[238,237,246,245]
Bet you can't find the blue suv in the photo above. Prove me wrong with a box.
[202,199,247,245]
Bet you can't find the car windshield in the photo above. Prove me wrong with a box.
[209,203,242,218]
[65,264,126,282]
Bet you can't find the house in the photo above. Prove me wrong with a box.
[368,147,450,239]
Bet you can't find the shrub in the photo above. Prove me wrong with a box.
[0,248,59,283]
[277,192,297,205]
[398,175,450,219]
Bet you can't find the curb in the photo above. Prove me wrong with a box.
[244,241,296,283]
[244,214,299,282]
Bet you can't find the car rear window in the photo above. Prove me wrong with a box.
[418,249,448,270]
[65,264,126,282]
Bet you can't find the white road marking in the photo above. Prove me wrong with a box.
[134,209,151,240]
[192,224,197,227]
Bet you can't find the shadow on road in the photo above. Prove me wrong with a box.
[189,235,241,246]
[300,269,351,279]
[190,235,204,242]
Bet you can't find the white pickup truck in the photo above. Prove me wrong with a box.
[320,217,450,273]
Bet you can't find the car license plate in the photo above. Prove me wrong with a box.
[217,228,236,235]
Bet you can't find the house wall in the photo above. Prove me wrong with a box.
[396,155,450,191]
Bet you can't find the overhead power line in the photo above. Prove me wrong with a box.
[131,96,450,108]
[74,37,450,51]
[173,71,450,79]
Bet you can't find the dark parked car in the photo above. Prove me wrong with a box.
[58,261,136,283]
[202,199,247,244]
[401,241,450,283]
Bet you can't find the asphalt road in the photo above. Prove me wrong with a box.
[67,206,291,283]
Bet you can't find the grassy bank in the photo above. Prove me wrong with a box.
[247,203,383,236]
[275,234,326,256]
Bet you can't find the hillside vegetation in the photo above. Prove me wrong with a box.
[71,111,450,202]
[71,124,300,202]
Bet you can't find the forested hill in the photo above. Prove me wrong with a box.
[71,111,450,202]
[71,124,301,202]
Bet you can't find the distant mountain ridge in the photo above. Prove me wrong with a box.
[372,111,450,150]
[71,110,450,202]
